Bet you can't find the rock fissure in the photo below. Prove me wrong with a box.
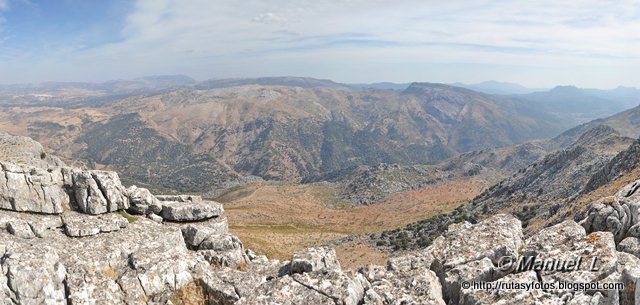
[291,276,341,304]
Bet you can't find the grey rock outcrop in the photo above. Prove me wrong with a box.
[428,214,523,304]
[72,170,130,214]
[1,246,67,305]
[581,179,640,243]
[0,162,68,214]
[289,246,341,274]
[0,132,64,168]
[63,212,129,237]
[181,218,229,248]
[127,185,162,215]
[157,195,223,222]
[618,237,640,257]
[359,264,444,305]
[459,271,564,305]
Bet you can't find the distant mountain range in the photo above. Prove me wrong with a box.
[1,75,639,196]
[450,80,546,95]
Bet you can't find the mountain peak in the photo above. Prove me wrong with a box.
[549,85,581,94]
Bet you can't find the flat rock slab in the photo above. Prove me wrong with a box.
[0,209,63,238]
[160,201,223,222]
[63,212,129,237]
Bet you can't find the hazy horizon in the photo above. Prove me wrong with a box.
[0,0,638,88]
[3,74,640,91]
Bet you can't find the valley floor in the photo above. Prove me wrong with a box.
[219,178,483,268]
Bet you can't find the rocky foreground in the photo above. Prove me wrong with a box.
[2,133,640,304]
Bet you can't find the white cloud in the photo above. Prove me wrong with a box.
[0,0,8,12]
[252,12,287,24]
[1,0,639,87]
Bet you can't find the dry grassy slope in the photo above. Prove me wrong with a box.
[220,178,482,266]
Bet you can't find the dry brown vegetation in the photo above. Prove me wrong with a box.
[168,280,211,305]
[223,178,483,267]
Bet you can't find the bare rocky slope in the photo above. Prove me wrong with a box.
[4,131,640,304]
[370,123,637,251]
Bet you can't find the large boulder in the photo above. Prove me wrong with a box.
[181,218,229,249]
[72,171,130,215]
[522,220,620,302]
[581,195,633,242]
[289,247,341,275]
[197,234,250,268]
[618,237,640,257]
[126,185,162,215]
[158,196,223,222]
[581,179,640,243]
[427,214,523,304]
[0,162,68,214]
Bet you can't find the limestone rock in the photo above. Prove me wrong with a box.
[160,200,223,222]
[148,213,163,223]
[0,132,65,168]
[617,251,640,305]
[387,250,433,273]
[581,179,640,243]
[72,170,130,215]
[181,218,229,249]
[359,265,445,305]
[428,214,523,304]
[0,210,63,238]
[71,171,108,214]
[459,271,564,305]
[196,234,250,268]
[524,220,619,287]
[126,185,161,215]
[238,274,336,305]
[0,162,68,214]
[291,270,367,305]
[6,220,35,239]
[65,262,131,305]
[289,247,341,275]
[63,212,129,237]
[581,195,632,242]
[567,293,607,305]
[1,246,67,305]
[618,237,640,257]
[197,258,289,304]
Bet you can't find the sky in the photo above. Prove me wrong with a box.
[0,0,638,88]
